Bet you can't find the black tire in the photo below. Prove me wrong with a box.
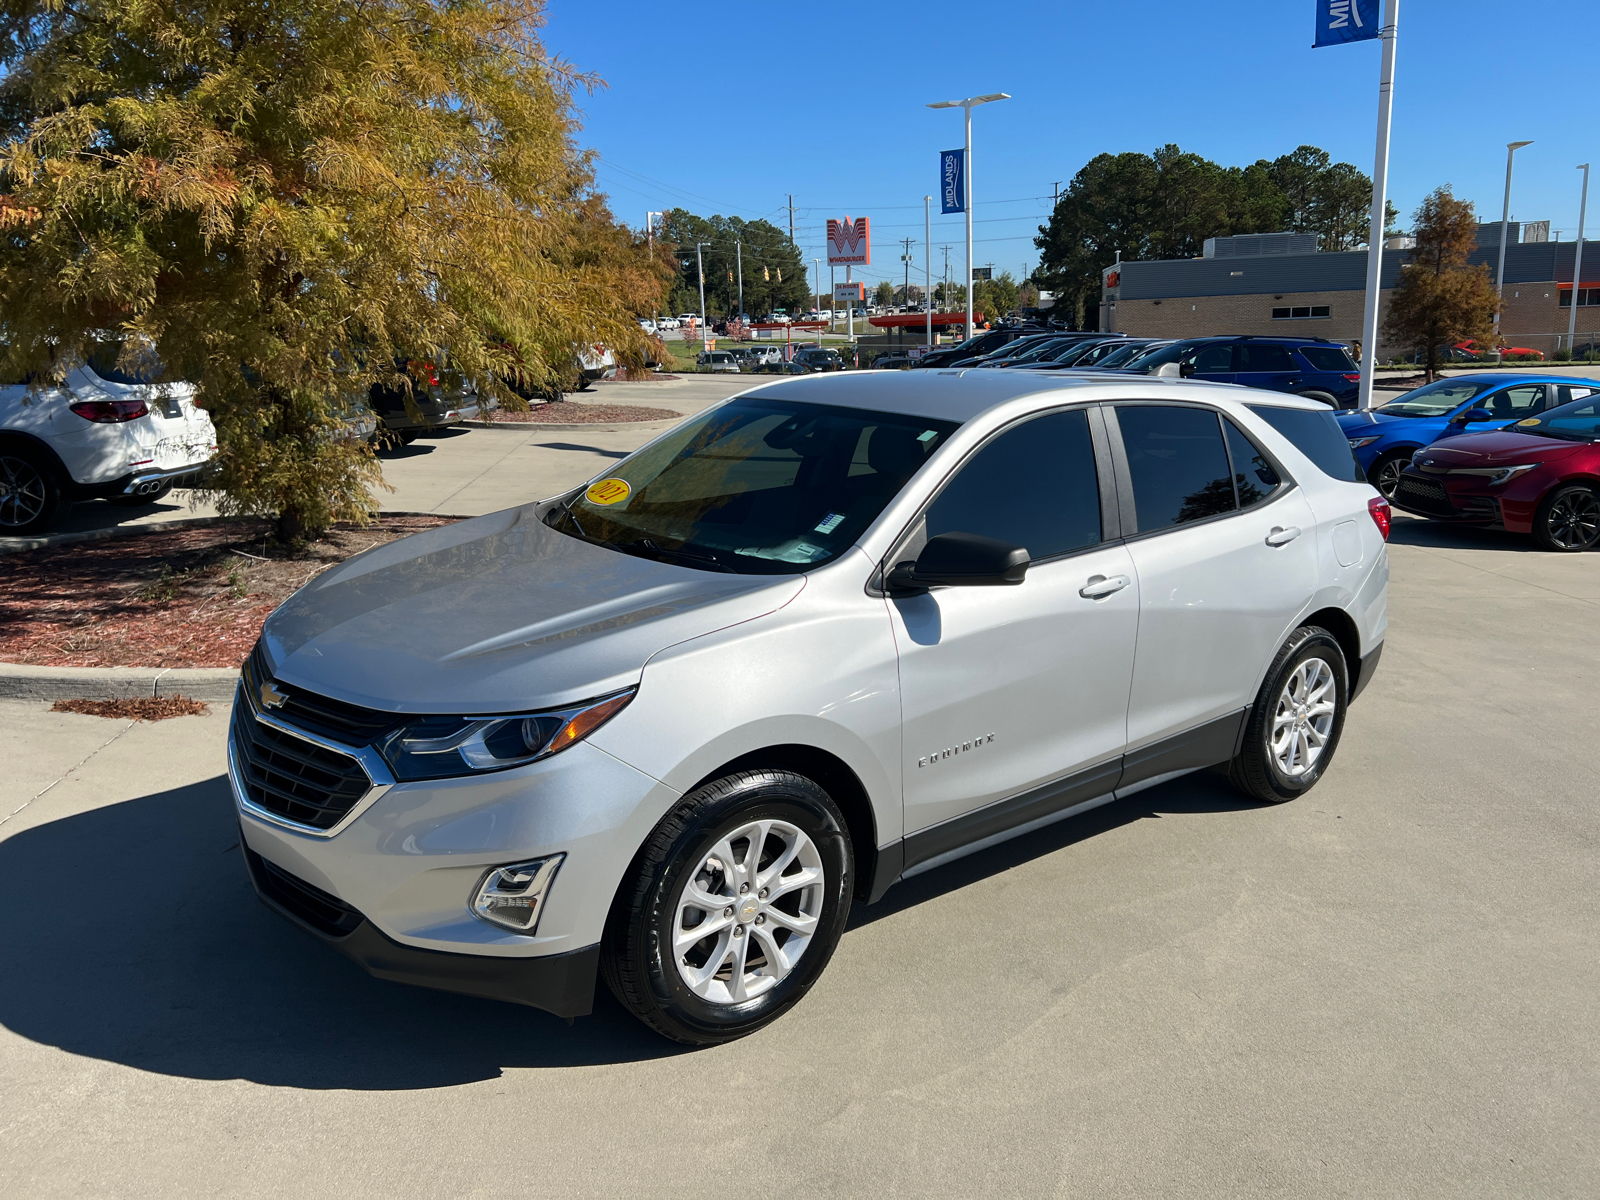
[0,445,65,535]
[1226,626,1349,804]
[1368,449,1414,500]
[602,769,854,1046]
[107,482,174,507]
[1531,484,1600,552]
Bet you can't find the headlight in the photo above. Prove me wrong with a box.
[1348,436,1381,448]
[1446,463,1541,486]
[380,689,634,781]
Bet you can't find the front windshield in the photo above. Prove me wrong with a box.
[1005,338,1070,364]
[546,396,960,575]
[1509,395,1600,441]
[1376,378,1493,417]
[1120,341,1196,371]
[1098,341,1165,369]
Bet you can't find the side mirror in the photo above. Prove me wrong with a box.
[1455,408,1495,424]
[887,532,1030,592]
[1155,361,1183,378]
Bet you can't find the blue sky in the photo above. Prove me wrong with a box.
[545,0,1595,292]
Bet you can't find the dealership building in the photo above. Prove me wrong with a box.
[1100,226,1600,359]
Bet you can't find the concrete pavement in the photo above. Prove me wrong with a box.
[0,515,1596,1197]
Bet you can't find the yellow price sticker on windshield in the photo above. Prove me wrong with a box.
[585,477,630,505]
[1517,418,1542,426]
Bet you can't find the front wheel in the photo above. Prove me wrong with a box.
[601,770,853,1045]
[1531,484,1600,552]
[1225,626,1349,804]
[1368,450,1414,500]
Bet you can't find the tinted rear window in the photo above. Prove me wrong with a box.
[1297,346,1358,372]
[1247,404,1365,483]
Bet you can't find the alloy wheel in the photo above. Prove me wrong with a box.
[1271,657,1336,778]
[0,455,48,529]
[1374,456,1407,499]
[673,819,825,1006]
[1545,490,1600,550]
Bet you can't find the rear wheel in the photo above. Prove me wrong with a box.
[1226,626,1348,804]
[0,447,65,535]
[1531,484,1600,552]
[602,769,853,1045]
[1368,450,1413,500]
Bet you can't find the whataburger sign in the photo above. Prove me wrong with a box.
[827,217,871,266]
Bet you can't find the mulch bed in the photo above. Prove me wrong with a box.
[51,696,211,721]
[0,515,456,669]
[489,402,681,424]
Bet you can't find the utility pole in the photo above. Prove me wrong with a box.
[788,195,795,247]
[941,245,952,314]
[901,236,915,306]
[696,242,709,351]
[645,211,663,260]
[1051,181,1062,209]
[735,240,744,321]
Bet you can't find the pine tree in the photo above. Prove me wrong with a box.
[0,0,668,540]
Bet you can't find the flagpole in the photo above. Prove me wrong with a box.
[1357,0,1399,412]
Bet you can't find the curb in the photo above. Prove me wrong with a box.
[461,416,684,432]
[0,511,469,558]
[0,661,240,702]
[0,514,253,558]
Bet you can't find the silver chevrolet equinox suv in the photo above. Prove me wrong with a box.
[231,371,1389,1045]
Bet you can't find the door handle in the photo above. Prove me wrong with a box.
[1265,525,1302,547]
[1079,574,1130,599]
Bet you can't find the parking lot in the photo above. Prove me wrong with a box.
[1,494,1595,1195]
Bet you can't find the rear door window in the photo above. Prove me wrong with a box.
[1296,346,1358,372]
[1247,404,1365,483]
[1224,420,1283,508]
[1236,344,1298,372]
[925,409,1102,560]
[1113,405,1237,532]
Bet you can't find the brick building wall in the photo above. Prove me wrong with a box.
[1109,289,1380,352]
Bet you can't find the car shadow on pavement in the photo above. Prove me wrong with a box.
[1386,514,1533,553]
[533,442,629,459]
[0,777,689,1089]
[374,442,436,459]
[849,770,1261,930]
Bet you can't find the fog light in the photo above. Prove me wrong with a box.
[470,854,564,933]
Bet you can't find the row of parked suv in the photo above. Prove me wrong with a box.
[910,330,1364,410]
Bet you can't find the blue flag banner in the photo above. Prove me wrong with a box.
[940,150,965,215]
[1314,0,1381,46]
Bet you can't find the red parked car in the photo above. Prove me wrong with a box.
[1391,391,1600,550]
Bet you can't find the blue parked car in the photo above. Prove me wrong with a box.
[1116,335,1363,409]
[1338,373,1600,498]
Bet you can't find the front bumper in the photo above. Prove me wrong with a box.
[243,841,600,1017]
[1391,470,1505,527]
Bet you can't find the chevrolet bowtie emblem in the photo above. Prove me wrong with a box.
[259,679,289,710]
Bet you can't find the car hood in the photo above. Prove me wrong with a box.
[258,505,805,714]
[1337,409,1428,431]
[1419,430,1592,465]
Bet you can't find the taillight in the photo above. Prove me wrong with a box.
[1368,495,1391,540]
[70,399,149,423]
[1343,373,1362,382]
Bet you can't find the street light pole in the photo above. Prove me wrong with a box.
[735,240,743,323]
[927,92,1009,340]
[924,195,933,350]
[1570,163,1590,354]
[1495,140,1534,364]
[813,258,822,346]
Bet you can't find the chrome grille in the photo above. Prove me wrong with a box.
[230,700,373,831]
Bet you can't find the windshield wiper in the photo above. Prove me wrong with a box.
[621,538,737,573]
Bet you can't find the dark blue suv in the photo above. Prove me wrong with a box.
[1116,336,1362,409]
